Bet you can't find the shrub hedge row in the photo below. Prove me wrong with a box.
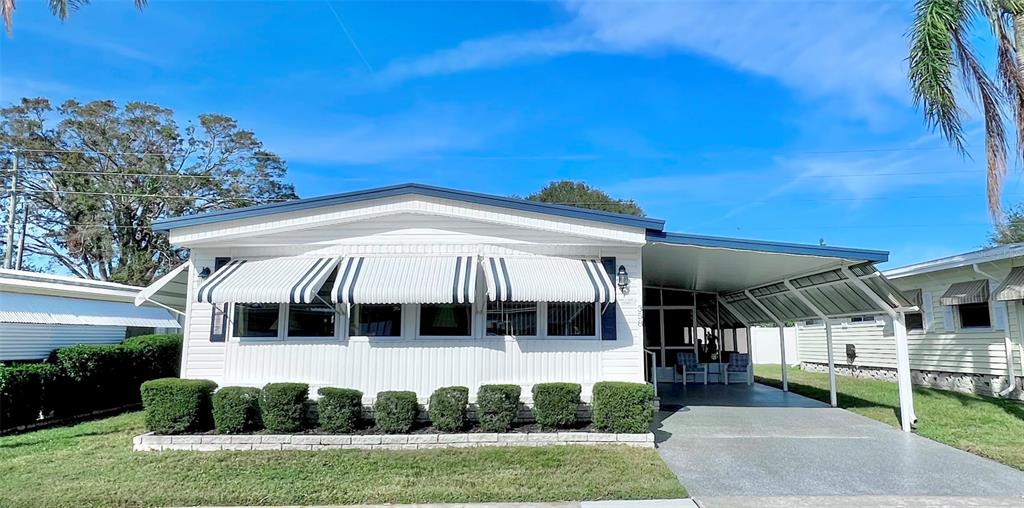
[140,380,654,435]
[0,334,182,432]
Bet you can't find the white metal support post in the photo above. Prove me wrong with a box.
[743,289,789,391]
[781,280,838,407]
[840,267,916,431]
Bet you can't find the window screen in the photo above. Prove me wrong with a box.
[234,303,280,337]
[547,302,596,336]
[486,301,538,336]
[350,304,402,337]
[420,304,472,336]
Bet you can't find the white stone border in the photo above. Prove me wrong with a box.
[133,431,655,451]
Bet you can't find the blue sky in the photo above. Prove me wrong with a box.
[1,1,1020,268]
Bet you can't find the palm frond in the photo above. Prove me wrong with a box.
[909,0,974,154]
[2,0,14,35]
[47,0,88,21]
[954,26,1009,219]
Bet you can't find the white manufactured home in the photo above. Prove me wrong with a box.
[0,269,182,361]
[139,183,922,430]
[796,244,1024,400]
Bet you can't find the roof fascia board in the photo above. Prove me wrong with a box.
[646,231,889,263]
[153,183,665,232]
[884,244,1024,279]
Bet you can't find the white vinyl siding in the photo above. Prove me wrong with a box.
[796,261,1024,376]
[0,323,127,361]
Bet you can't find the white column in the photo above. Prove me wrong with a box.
[824,320,837,407]
[746,326,754,385]
[778,325,789,391]
[892,313,915,431]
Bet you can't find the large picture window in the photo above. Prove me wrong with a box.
[420,304,472,336]
[350,304,402,337]
[547,302,595,337]
[233,303,280,337]
[486,301,538,336]
[287,302,335,337]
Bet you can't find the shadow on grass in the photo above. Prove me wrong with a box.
[754,375,907,425]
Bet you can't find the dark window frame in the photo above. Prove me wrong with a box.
[957,302,992,329]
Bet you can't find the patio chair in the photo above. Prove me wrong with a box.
[674,351,707,385]
[723,353,751,385]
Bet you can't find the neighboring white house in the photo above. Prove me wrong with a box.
[139,183,917,426]
[796,244,1024,400]
[0,269,183,361]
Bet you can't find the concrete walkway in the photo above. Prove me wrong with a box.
[654,383,1024,498]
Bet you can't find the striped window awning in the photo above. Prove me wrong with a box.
[196,257,340,304]
[939,280,989,306]
[332,256,476,305]
[483,256,615,304]
[992,266,1024,301]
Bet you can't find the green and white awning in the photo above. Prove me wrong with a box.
[992,266,1024,301]
[939,280,989,306]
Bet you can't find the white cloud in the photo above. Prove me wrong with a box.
[374,1,912,118]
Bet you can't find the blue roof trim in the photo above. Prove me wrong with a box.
[646,231,889,263]
[152,183,666,232]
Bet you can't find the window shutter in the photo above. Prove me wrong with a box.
[600,257,617,341]
[942,304,955,332]
[994,301,1009,331]
[922,291,934,332]
[209,257,231,343]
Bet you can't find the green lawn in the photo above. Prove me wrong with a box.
[0,412,685,508]
[755,365,1024,470]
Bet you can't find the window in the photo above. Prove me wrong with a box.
[420,304,472,336]
[233,303,280,337]
[662,289,694,307]
[958,302,991,328]
[547,302,595,336]
[288,302,336,337]
[486,301,537,336]
[350,304,402,337]
[849,315,876,324]
[803,318,822,326]
[905,312,924,331]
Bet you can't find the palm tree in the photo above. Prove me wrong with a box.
[909,0,1024,221]
[2,0,146,35]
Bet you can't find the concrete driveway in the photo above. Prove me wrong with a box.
[653,383,1024,498]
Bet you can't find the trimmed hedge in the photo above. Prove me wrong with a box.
[318,387,363,433]
[212,387,263,434]
[477,384,521,432]
[140,378,217,434]
[260,383,309,433]
[0,364,47,430]
[591,381,654,433]
[122,334,183,380]
[428,386,469,431]
[374,391,418,433]
[532,382,580,429]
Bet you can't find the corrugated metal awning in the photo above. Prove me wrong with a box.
[333,256,476,304]
[135,262,189,314]
[482,256,615,304]
[939,280,989,306]
[196,257,340,304]
[992,266,1024,301]
[1,292,181,328]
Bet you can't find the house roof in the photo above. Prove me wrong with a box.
[646,231,889,263]
[152,183,667,232]
[884,243,1024,279]
[0,268,143,302]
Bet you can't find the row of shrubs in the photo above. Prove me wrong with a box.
[0,334,182,431]
[141,379,655,435]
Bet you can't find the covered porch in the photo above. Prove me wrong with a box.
[641,232,919,431]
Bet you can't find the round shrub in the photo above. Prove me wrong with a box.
[532,382,581,429]
[318,387,363,433]
[140,378,217,434]
[428,386,469,432]
[374,391,418,433]
[591,381,654,433]
[260,383,309,433]
[476,384,521,432]
[212,386,263,434]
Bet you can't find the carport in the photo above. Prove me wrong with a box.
[643,231,918,431]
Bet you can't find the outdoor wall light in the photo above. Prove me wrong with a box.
[616,265,629,291]
[198,267,212,279]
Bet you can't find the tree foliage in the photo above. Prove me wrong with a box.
[2,0,146,35]
[908,0,1024,221]
[989,203,1024,244]
[525,180,644,217]
[0,98,297,285]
